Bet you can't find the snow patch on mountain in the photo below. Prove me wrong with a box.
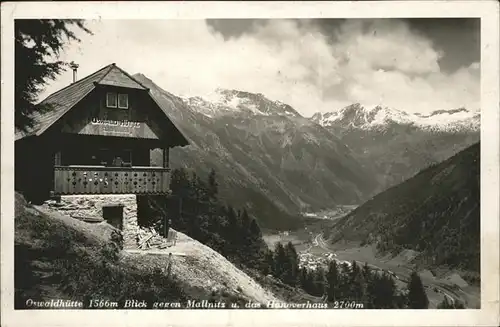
[182,89,301,118]
[311,104,480,132]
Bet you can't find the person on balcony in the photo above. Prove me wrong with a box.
[112,156,123,167]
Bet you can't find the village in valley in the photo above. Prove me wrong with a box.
[299,252,346,271]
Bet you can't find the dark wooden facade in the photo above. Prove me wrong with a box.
[15,63,189,202]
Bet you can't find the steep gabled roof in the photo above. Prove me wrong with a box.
[98,64,148,90]
[15,63,155,141]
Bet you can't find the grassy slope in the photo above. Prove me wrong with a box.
[329,142,480,277]
[14,193,187,308]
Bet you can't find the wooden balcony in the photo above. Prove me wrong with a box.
[53,165,171,195]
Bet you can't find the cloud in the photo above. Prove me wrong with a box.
[327,19,479,112]
[333,19,443,75]
[39,19,480,116]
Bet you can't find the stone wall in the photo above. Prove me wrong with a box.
[45,194,139,249]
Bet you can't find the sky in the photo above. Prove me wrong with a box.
[36,18,480,116]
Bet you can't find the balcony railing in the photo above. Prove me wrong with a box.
[54,165,171,195]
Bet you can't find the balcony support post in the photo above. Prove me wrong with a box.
[52,151,62,202]
[54,151,62,165]
[163,147,169,169]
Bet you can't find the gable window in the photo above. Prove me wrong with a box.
[118,93,129,109]
[106,92,117,108]
[106,92,129,109]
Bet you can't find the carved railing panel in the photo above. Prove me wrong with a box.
[54,166,170,195]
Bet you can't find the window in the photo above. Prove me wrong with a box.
[106,92,129,109]
[106,92,117,108]
[118,93,129,109]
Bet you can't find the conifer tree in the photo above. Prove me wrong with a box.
[299,267,308,289]
[262,249,274,276]
[190,171,199,196]
[199,172,220,234]
[395,291,409,309]
[207,168,218,200]
[273,242,287,280]
[15,19,92,130]
[299,267,314,294]
[362,262,372,280]
[224,205,239,255]
[349,261,366,301]
[326,260,339,301]
[337,262,352,299]
[240,209,252,233]
[283,242,299,286]
[408,271,429,309]
[168,169,191,231]
[189,172,204,231]
[225,206,238,233]
[354,271,367,303]
[182,172,202,239]
[377,273,397,308]
[313,267,326,297]
[170,169,191,207]
[194,174,209,203]
[248,218,262,243]
[245,218,265,269]
[348,260,358,289]
[305,268,315,295]
[351,260,360,276]
[365,271,398,308]
[238,209,252,257]
[366,272,379,308]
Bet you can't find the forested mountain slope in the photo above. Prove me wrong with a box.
[330,142,480,273]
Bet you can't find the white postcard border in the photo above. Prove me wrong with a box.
[1,1,498,327]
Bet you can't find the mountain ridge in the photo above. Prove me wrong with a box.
[309,103,480,193]
[310,104,480,133]
[181,88,301,118]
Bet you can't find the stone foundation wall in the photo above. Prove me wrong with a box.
[48,194,139,249]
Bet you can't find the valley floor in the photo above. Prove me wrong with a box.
[322,236,480,309]
[263,221,480,309]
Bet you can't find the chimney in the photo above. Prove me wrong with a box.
[69,61,79,83]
